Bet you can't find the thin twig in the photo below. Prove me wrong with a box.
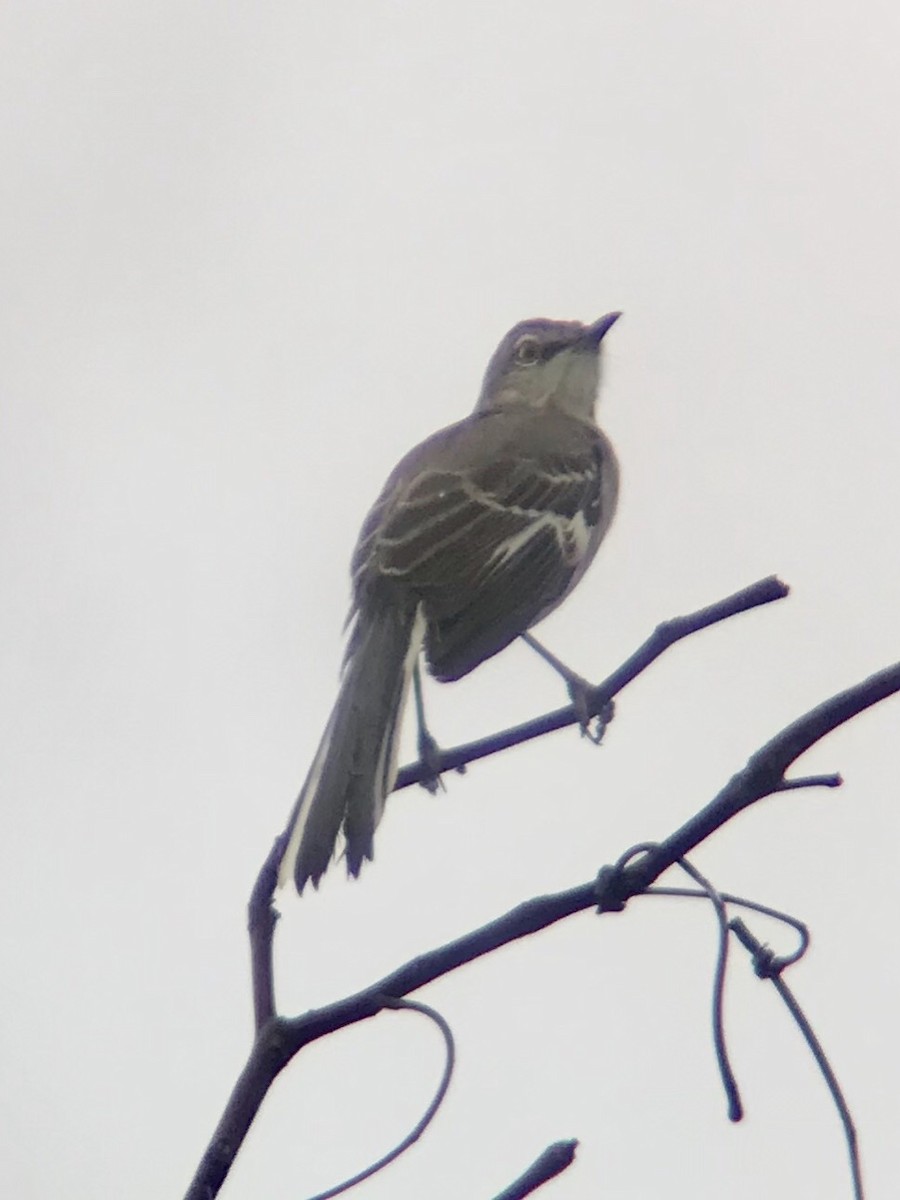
[645,887,810,969]
[775,773,842,792]
[730,919,864,1200]
[304,997,456,1200]
[673,857,742,1122]
[395,575,789,790]
[615,842,745,1118]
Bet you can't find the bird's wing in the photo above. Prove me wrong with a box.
[351,415,616,681]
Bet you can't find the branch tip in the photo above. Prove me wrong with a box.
[491,1139,579,1200]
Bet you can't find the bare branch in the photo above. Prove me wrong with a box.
[395,575,789,790]
[187,624,900,1199]
[604,659,900,903]
[247,835,285,1031]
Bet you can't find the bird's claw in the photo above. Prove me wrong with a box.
[567,679,615,744]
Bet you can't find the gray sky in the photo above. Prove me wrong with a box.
[2,4,899,1198]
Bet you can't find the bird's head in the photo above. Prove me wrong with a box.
[476,313,621,422]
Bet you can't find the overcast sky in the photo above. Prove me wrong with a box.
[2,4,899,1199]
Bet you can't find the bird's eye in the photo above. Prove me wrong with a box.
[514,336,541,366]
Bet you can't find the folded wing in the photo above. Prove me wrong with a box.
[351,418,615,681]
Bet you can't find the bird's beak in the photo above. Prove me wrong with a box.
[585,311,622,346]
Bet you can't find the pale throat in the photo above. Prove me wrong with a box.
[481,350,601,421]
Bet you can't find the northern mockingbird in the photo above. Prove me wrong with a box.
[279,313,621,893]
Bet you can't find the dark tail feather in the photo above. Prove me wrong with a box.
[278,601,424,893]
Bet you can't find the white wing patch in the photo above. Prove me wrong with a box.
[486,505,592,571]
[537,468,595,487]
[560,509,592,563]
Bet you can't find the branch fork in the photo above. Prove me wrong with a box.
[184,577,900,1200]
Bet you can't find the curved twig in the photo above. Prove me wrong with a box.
[304,997,456,1200]
[646,887,811,969]
[730,919,863,1200]
[673,857,742,1122]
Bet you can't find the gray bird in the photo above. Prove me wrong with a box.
[279,313,621,892]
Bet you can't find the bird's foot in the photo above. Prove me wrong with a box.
[521,633,613,742]
[567,679,615,744]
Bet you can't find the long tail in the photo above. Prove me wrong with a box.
[278,600,425,893]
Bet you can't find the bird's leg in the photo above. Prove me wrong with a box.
[520,632,613,743]
[413,660,445,793]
